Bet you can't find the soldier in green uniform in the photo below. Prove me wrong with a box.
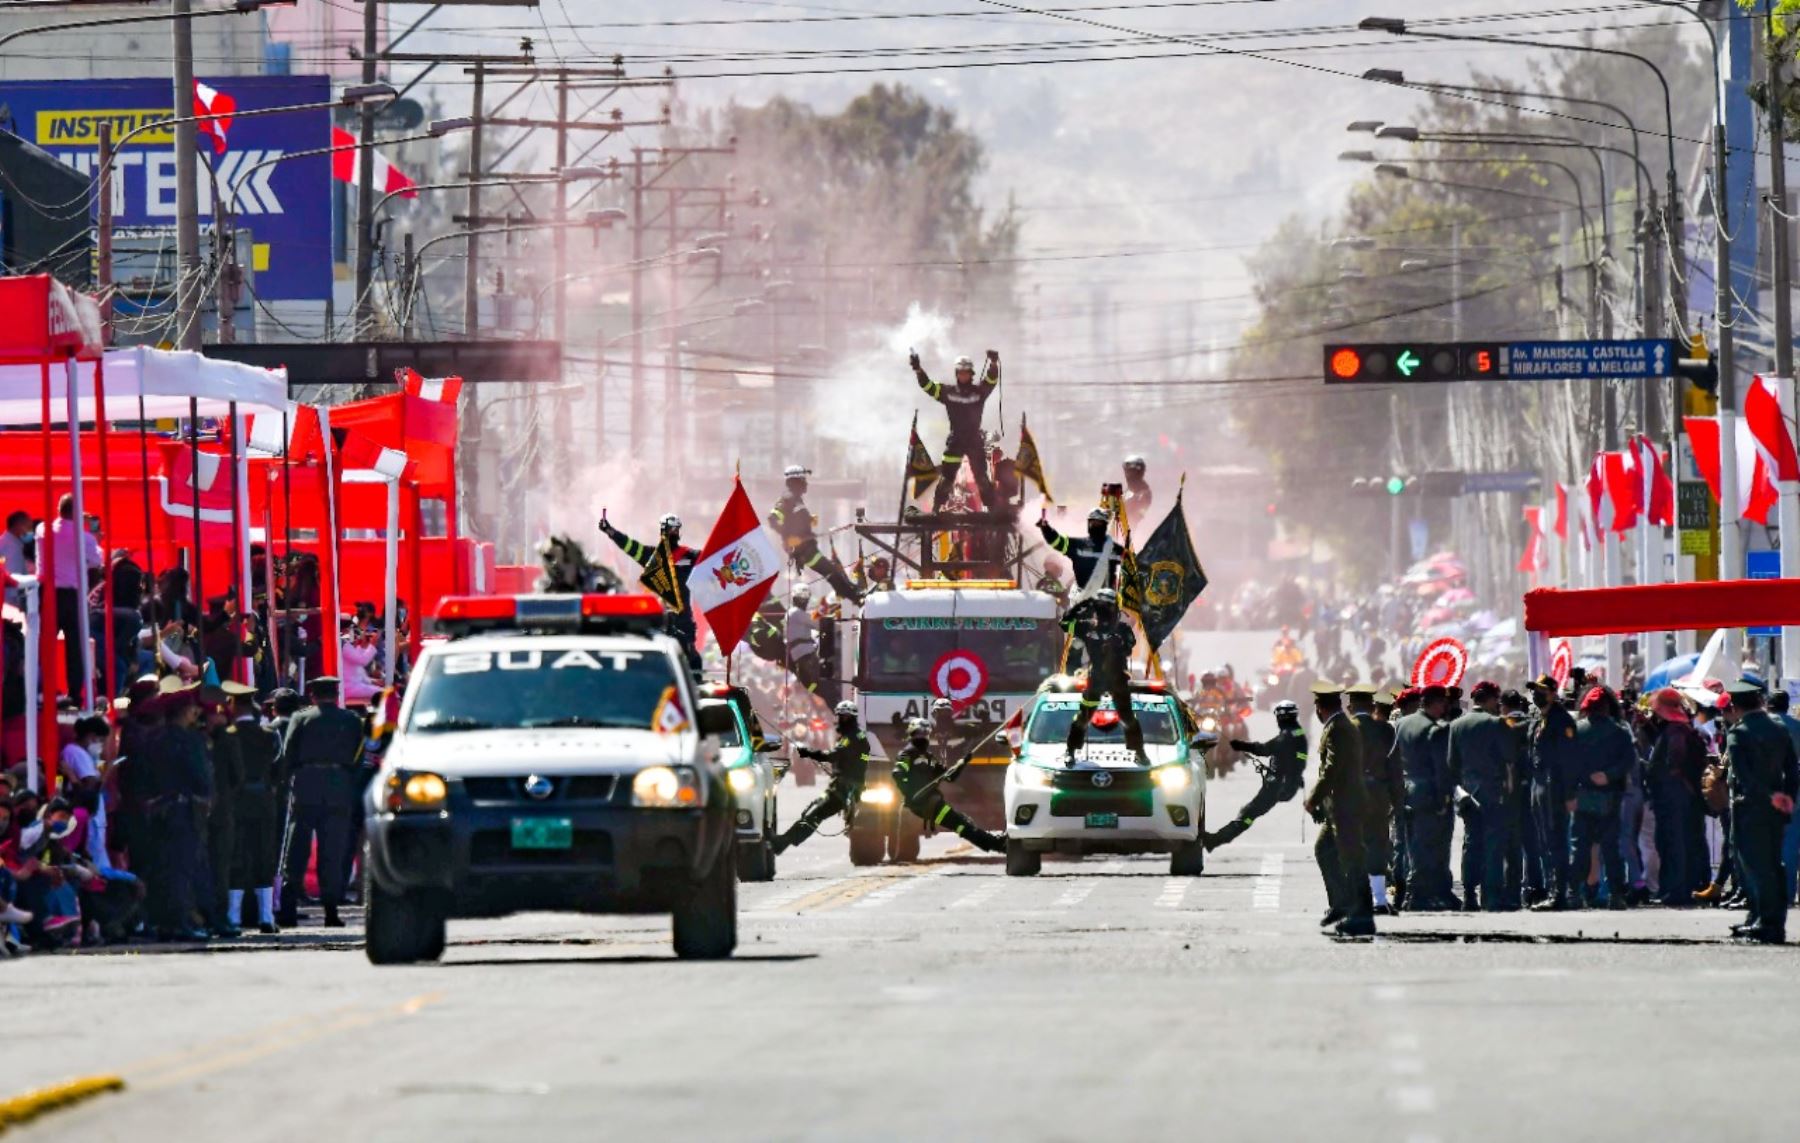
[1446,680,1517,912]
[1347,685,1402,914]
[890,719,1005,854]
[1721,682,1799,944]
[1303,681,1373,938]
[276,677,366,929]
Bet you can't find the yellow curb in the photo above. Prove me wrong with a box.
[0,1074,125,1133]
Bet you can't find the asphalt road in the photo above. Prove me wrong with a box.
[9,632,1798,1142]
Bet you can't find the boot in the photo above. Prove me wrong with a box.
[1319,908,1345,928]
[1333,917,1376,938]
[1693,882,1723,904]
[323,906,346,929]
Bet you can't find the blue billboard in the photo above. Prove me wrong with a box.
[0,74,332,301]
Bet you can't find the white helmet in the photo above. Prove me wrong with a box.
[954,355,975,372]
[658,513,681,532]
[791,586,811,605]
[834,700,859,718]
[1123,455,1147,473]
[784,464,810,479]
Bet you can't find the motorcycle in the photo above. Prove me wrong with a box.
[1193,704,1240,780]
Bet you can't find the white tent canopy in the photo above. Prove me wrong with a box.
[0,346,287,425]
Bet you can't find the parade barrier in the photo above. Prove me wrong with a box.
[1522,579,1800,673]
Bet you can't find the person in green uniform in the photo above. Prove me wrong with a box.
[1346,684,1401,914]
[1721,682,1799,944]
[1303,681,1373,938]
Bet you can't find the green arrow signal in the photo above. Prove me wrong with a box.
[1396,349,1421,377]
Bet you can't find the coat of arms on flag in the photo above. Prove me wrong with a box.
[651,686,691,734]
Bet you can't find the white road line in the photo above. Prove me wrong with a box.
[744,876,847,914]
[851,870,941,910]
[1153,878,1190,909]
[1054,882,1097,909]
[948,880,1006,911]
[1390,1086,1437,1115]
[1251,851,1284,912]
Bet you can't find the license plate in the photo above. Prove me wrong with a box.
[1084,812,1119,829]
[511,817,573,850]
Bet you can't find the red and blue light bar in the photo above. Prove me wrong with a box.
[435,593,665,637]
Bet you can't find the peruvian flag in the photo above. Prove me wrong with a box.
[331,127,418,198]
[1630,434,1676,527]
[1553,482,1569,541]
[194,79,235,154]
[687,478,782,656]
[333,427,411,480]
[1745,375,1800,482]
[247,401,324,462]
[398,367,463,404]
[1584,454,1609,543]
[1685,415,1780,524]
[1601,450,1641,534]
[161,443,234,532]
[1517,505,1547,575]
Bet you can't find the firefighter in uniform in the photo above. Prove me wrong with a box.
[912,349,1001,512]
[599,510,700,669]
[785,586,838,705]
[1063,588,1143,758]
[769,465,864,605]
[772,701,873,854]
[1122,455,1153,530]
[275,677,365,929]
[1305,681,1375,937]
[1207,699,1308,849]
[1347,684,1402,913]
[891,719,1005,854]
[1037,508,1123,595]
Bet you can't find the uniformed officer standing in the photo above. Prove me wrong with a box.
[1566,687,1635,911]
[141,683,214,942]
[1347,685,1402,913]
[912,349,1001,511]
[1392,685,1456,910]
[1303,681,1374,938]
[1527,675,1580,910]
[227,686,286,934]
[1499,689,1535,909]
[1721,681,1799,943]
[1446,680,1515,912]
[769,465,864,605]
[598,511,700,669]
[890,719,1005,854]
[276,676,365,929]
[1062,589,1143,758]
[1207,699,1307,850]
[1038,508,1123,597]
[772,701,875,854]
[201,686,246,938]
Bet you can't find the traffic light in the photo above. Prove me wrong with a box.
[1352,475,1416,496]
[1676,333,1718,394]
[1324,342,1500,383]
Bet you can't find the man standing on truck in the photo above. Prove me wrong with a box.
[892,719,1006,854]
[1064,588,1144,760]
[912,349,1001,512]
[1208,699,1308,850]
[772,701,874,854]
[769,465,864,605]
[598,511,700,669]
[1038,508,1122,598]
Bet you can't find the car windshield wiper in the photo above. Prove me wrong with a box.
[520,715,640,730]
[412,715,497,732]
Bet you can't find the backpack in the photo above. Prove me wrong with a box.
[1700,758,1729,816]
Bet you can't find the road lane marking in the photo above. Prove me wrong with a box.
[1154,878,1190,909]
[790,871,916,915]
[743,876,850,914]
[1390,1086,1437,1114]
[0,1074,125,1132]
[947,880,1006,910]
[1252,852,1284,911]
[851,869,943,910]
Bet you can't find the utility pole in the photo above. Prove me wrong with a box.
[400,231,415,339]
[98,124,114,345]
[463,60,486,336]
[553,69,569,344]
[353,0,380,336]
[172,0,202,350]
[630,147,644,446]
[1768,9,1799,685]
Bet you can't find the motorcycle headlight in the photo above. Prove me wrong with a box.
[1266,674,1279,687]
[633,765,703,808]
[859,785,896,806]
[384,769,447,813]
[727,768,756,793]
[1200,716,1218,732]
[1151,765,1191,793]
[1013,765,1054,789]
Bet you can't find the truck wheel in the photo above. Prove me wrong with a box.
[673,848,738,960]
[847,826,886,866]
[1004,839,1041,877]
[736,840,776,882]
[891,815,922,863]
[364,868,446,965]
[1170,840,1207,877]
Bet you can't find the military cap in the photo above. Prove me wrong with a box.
[1445,685,1464,700]
[1419,685,1448,702]
[156,674,189,695]
[1344,684,1378,698]
[1309,680,1343,697]
[219,680,257,698]
[307,676,341,693]
[1726,680,1765,701]
[1525,674,1558,693]
[1469,680,1502,701]
[1394,687,1422,703]
[1373,689,1398,707]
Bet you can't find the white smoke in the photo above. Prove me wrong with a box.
[810,303,961,458]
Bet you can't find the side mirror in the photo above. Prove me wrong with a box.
[758,731,786,754]
[1189,733,1218,752]
[696,703,736,737]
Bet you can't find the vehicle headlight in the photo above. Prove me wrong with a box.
[727,768,756,793]
[1151,765,1191,793]
[1200,715,1219,732]
[384,769,447,812]
[1266,673,1280,687]
[1013,765,1054,789]
[633,765,703,808]
[859,785,896,805]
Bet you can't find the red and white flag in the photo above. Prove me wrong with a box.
[397,367,463,404]
[1745,375,1800,481]
[1685,415,1780,524]
[331,127,417,198]
[247,401,324,461]
[194,80,235,154]
[1630,434,1675,527]
[1517,505,1547,575]
[1552,482,1569,542]
[687,478,782,656]
[1601,450,1640,534]
[1584,454,1609,543]
[161,443,234,531]
[333,428,411,480]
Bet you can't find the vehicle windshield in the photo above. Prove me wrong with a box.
[1025,700,1181,747]
[710,706,744,748]
[406,645,681,733]
[860,618,1062,693]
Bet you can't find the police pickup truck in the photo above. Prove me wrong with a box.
[361,594,740,963]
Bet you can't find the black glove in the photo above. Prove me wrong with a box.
[1228,739,1251,752]
[1037,519,1057,543]
[908,351,921,371]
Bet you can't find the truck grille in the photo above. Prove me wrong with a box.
[1048,791,1153,818]
[1049,768,1153,793]
[460,775,618,803]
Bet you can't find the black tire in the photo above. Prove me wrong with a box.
[364,864,447,966]
[673,847,738,960]
[1170,839,1206,877]
[736,840,776,882]
[847,826,886,867]
[891,816,923,863]
[1005,839,1042,877]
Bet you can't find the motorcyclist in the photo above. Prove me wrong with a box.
[912,349,1001,512]
[1122,455,1153,530]
[1038,507,1122,597]
[1206,700,1309,849]
[768,465,864,605]
[891,718,1005,854]
[772,700,874,854]
[597,510,699,669]
[1063,588,1143,759]
[1271,626,1305,672]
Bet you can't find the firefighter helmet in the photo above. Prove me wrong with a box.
[834,700,860,718]
[906,717,930,739]
[1088,508,1110,523]
[1094,588,1119,608]
[954,355,975,373]
[1273,700,1301,719]
[791,585,811,605]
[1123,455,1147,474]
[658,513,681,533]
